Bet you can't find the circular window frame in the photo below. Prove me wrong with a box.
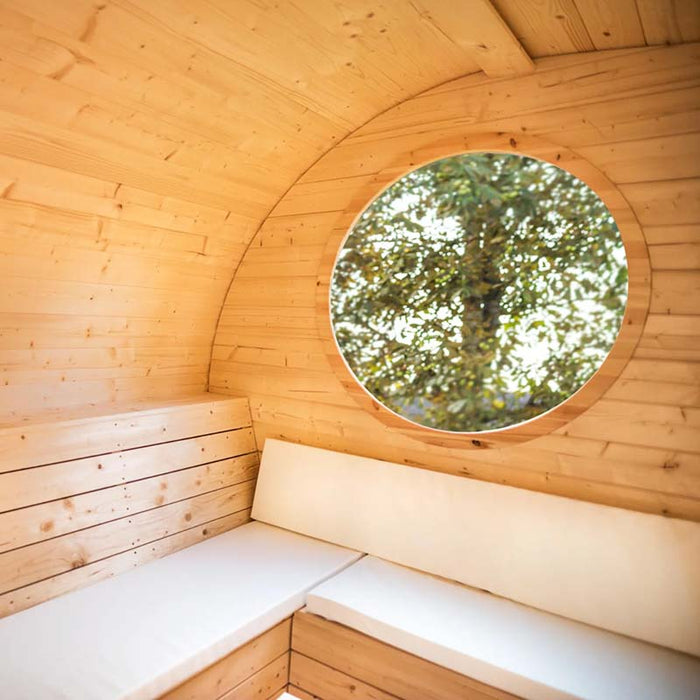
[316,133,650,450]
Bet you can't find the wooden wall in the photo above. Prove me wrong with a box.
[0,394,256,617]
[0,0,486,423]
[211,44,700,521]
[1,0,696,425]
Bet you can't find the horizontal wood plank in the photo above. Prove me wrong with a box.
[292,611,518,700]
[0,480,255,594]
[219,654,289,700]
[0,428,256,512]
[0,453,258,552]
[0,508,251,618]
[0,394,252,469]
[290,652,398,700]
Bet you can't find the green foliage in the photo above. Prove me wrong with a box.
[331,153,627,432]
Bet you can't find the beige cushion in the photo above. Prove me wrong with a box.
[306,556,700,700]
[0,522,360,699]
[253,438,700,656]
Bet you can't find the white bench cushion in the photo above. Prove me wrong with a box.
[306,556,700,700]
[253,439,700,656]
[0,522,361,700]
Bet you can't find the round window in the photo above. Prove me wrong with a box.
[330,152,628,433]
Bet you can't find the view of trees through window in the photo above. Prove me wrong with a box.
[331,153,628,432]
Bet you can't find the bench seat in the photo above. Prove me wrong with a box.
[306,555,700,700]
[0,521,360,700]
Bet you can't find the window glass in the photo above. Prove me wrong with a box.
[330,153,628,432]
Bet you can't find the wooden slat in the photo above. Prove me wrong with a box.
[0,394,252,469]
[650,270,700,315]
[161,618,291,700]
[0,480,255,594]
[0,508,250,618]
[349,45,700,140]
[0,428,256,512]
[0,375,213,424]
[649,242,700,270]
[219,654,288,700]
[574,0,645,50]
[620,178,700,227]
[0,453,258,552]
[490,0,595,56]
[637,0,700,44]
[415,0,534,77]
[644,224,700,245]
[292,612,517,700]
[577,132,700,183]
[290,652,399,700]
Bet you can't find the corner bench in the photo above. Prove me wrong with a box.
[1,435,699,699]
[0,522,359,699]
[257,439,700,700]
[302,557,700,699]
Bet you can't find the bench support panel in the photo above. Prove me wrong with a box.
[291,611,518,700]
[160,617,291,700]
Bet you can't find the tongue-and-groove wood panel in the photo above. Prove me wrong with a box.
[0,0,489,423]
[211,44,700,521]
[0,394,256,618]
[1,0,698,425]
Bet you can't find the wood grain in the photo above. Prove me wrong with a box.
[0,1,695,420]
[291,611,517,700]
[211,45,700,519]
[161,618,290,700]
[0,394,256,616]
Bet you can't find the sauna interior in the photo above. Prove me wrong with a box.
[1,0,699,698]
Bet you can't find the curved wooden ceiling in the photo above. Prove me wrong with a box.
[0,0,693,422]
[0,0,698,471]
[210,39,700,519]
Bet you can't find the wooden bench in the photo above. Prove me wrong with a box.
[254,439,700,699]
[0,520,359,699]
[0,398,363,699]
[1,429,699,699]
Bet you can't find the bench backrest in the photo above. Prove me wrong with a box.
[252,439,700,657]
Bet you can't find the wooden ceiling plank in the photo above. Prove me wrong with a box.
[637,0,700,45]
[414,0,534,77]
[574,0,646,50]
[491,0,595,56]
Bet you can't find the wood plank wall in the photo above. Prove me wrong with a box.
[0,0,695,425]
[211,44,700,521]
[0,0,486,423]
[0,394,257,618]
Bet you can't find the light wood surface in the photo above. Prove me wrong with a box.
[291,611,518,700]
[1,0,697,422]
[211,43,700,519]
[290,653,399,700]
[0,0,487,420]
[0,394,256,617]
[413,1,534,77]
[161,618,291,700]
[0,3,697,522]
